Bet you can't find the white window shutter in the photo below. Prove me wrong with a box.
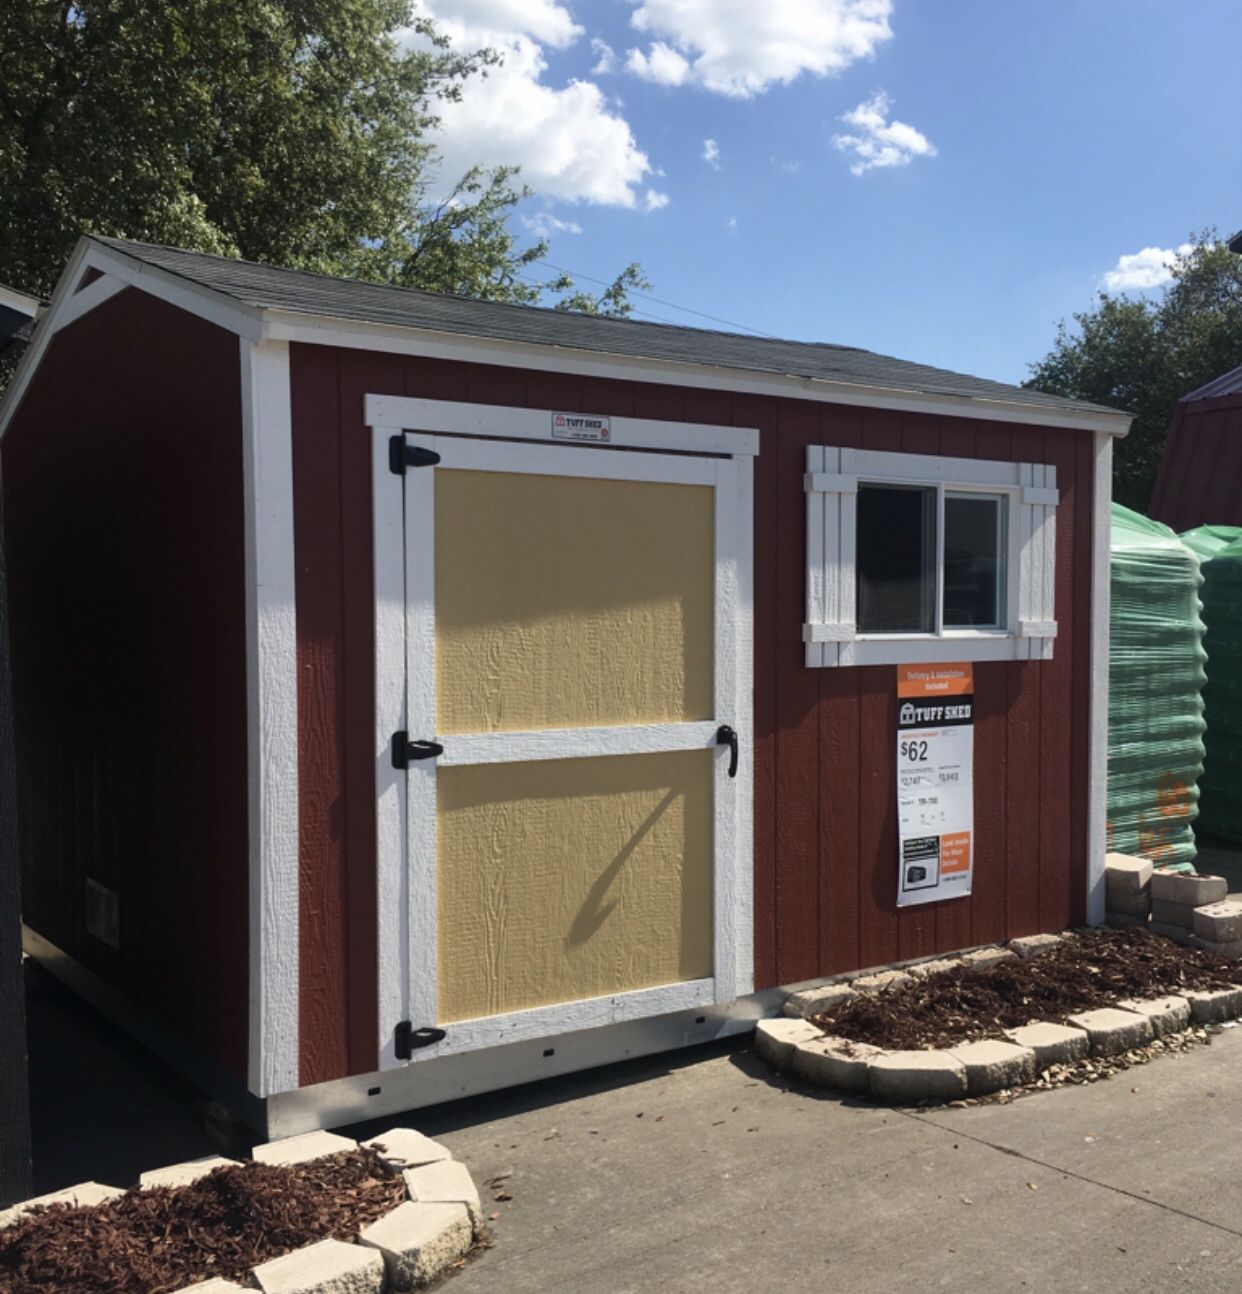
[1017,462,1058,660]
[804,446,858,667]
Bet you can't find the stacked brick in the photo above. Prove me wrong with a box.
[1150,869,1228,943]
[1104,852,1152,928]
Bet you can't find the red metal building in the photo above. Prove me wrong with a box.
[1149,364,1242,531]
[0,238,1128,1133]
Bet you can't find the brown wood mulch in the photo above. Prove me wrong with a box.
[812,928,1242,1051]
[0,1148,407,1294]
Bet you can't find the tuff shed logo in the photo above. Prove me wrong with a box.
[551,411,611,442]
[898,699,973,729]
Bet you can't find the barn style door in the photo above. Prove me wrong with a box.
[374,407,754,1068]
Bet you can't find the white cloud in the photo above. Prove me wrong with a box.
[644,189,671,211]
[590,37,616,73]
[439,0,581,48]
[1103,243,1193,292]
[521,212,584,239]
[725,215,738,231]
[831,90,936,175]
[411,3,655,208]
[625,40,691,86]
[703,138,721,169]
[626,0,893,98]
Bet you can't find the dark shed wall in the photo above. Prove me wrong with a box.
[3,288,250,1082]
[290,341,1095,1084]
[1149,397,1242,531]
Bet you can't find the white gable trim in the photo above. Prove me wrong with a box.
[0,237,262,444]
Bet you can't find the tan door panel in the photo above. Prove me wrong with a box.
[435,470,715,734]
[436,750,713,1024]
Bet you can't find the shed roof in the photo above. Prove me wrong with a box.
[93,236,1126,422]
[1182,362,1242,402]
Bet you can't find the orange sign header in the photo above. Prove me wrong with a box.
[897,663,974,698]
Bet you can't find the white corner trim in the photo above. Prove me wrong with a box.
[365,393,759,458]
[241,337,300,1097]
[1086,430,1113,927]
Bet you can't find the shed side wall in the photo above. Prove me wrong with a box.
[2,288,250,1082]
[1149,397,1242,531]
[289,342,1093,1083]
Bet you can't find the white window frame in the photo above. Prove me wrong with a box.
[804,447,1058,667]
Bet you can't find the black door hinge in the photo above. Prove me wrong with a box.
[395,1021,447,1060]
[391,731,444,769]
[389,435,441,475]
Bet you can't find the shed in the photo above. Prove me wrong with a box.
[1149,364,1242,531]
[0,237,1130,1135]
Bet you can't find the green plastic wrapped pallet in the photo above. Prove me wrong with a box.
[1107,505,1207,867]
[1181,525,1242,843]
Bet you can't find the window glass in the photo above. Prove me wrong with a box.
[856,484,936,633]
[944,493,1007,628]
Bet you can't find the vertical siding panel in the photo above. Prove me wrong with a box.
[818,405,862,975]
[896,413,938,963]
[1004,426,1044,937]
[740,395,778,989]
[773,399,822,983]
[970,424,1011,947]
[856,407,903,968]
[337,351,406,1077]
[1070,429,1096,923]
[931,417,977,952]
[971,661,1008,944]
[1040,430,1076,930]
[292,347,349,1086]
[462,361,530,410]
[403,353,470,401]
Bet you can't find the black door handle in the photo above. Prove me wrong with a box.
[716,725,739,778]
[391,732,444,768]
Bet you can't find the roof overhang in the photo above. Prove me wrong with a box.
[0,236,1134,444]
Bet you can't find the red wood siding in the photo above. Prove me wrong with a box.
[3,289,250,1082]
[1149,397,1242,532]
[289,342,1096,1081]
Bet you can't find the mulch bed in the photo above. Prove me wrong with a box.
[0,1148,407,1294]
[812,928,1242,1051]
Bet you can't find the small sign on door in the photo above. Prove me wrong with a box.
[552,412,612,442]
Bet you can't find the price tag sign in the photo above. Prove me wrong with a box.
[896,663,974,907]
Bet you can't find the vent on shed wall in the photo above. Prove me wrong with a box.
[84,878,120,950]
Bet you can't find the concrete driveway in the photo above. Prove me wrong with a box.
[27,962,1242,1292]
[386,1029,1242,1294]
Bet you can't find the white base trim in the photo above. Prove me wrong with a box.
[264,989,779,1138]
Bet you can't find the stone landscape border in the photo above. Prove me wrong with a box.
[757,931,1242,1102]
[0,1127,484,1294]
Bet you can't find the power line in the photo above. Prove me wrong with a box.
[532,259,777,338]
[514,267,688,326]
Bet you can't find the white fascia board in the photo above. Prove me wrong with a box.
[265,309,1134,437]
[0,284,42,317]
[0,238,263,444]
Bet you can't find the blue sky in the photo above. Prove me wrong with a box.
[417,1,1242,385]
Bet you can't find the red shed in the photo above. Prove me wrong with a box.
[1149,364,1242,531]
[0,238,1129,1134]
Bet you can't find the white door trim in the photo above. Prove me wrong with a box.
[371,400,754,1069]
[365,393,759,457]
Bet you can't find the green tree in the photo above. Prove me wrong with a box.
[0,1,640,314]
[1026,231,1242,509]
